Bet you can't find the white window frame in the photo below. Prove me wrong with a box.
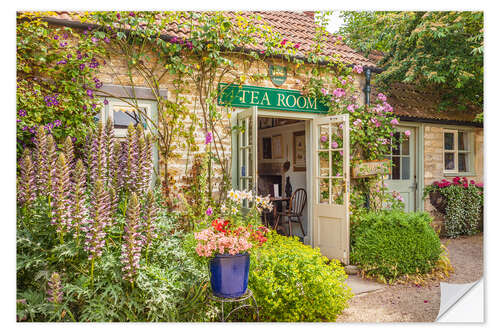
[443,129,473,175]
[99,98,155,138]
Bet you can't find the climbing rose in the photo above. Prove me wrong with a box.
[333,88,345,98]
[353,65,363,74]
[331,141,339,149]
[347,104,356,112]
[404,130,411,137]
[390,118,399,126]
[377,93,387,102]
[294,43,300,49]
[280,38,287,46]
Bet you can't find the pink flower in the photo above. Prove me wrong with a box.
[390,118,399,126]
[347,104,356,112]
[333,88,345,98]
[331,141,339,149]
[383,102,393,113]
[336,35,342,41]
[341,79,347,85]
[353,65,363,74]
[260,50,266,54]
[321,88,327,95]
[353,119,362,127]
[206,207,213,216]
[280,39,287,46]
[377,93,387,102]
[205,132,213,144]
[404,130,411,137]
[320,135,327,143]
[294,43,300,49]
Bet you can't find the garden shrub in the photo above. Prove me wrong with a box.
[350,210,442,282]
[247,231,352,322]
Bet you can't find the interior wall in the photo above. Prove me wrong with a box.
[258,119,308,237]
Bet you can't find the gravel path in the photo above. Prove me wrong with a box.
[337,233,483,322]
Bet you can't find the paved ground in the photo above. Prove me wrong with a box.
[337,233,483,322]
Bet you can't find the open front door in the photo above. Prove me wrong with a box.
[236,106,258,198]
[312,114,350,264]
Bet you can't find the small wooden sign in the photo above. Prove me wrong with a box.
[352,159,391,178]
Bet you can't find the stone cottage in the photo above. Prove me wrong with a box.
[40,11,483,263]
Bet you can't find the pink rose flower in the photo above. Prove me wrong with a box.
[404,130,411,137]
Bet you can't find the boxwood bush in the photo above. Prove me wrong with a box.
[248,231,352,322]
[350,210,442,281]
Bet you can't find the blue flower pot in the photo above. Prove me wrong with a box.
[209,253,250,298]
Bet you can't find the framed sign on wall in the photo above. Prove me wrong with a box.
[293,131,306,171]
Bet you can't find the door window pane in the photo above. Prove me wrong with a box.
[401,135,409,155]
[392,132,401,155]
[401,157,410,180]
[319,178,329,204]
[331,151,343,177]
[391,156,400,180]
[331,178,344,205]
[319,125,329,149]
[318,152,329,177]
[444,152,455,170]
[444,132,454,150]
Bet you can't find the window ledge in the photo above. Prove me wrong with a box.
[443,172,476,177]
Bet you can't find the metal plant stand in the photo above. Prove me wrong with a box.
[208,289,259,322]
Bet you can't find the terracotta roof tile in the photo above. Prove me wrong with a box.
[44,11,377,68]
[373,82,480,123]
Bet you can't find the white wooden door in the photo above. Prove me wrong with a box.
[312,114,350,264]
[236,107,258,199]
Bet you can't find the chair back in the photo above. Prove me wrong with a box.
[289,188,307,215]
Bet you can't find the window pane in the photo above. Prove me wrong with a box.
[401,135,409,155]
[113,108,141,128]
[458,153,468,172]
[444,132,454,150]
[402,157,410,180]
[458,131,467,151]
[444,152,455,170]
[392,156,400,180]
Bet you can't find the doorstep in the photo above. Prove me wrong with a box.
[346,275,385,295]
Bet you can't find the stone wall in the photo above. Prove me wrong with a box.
[85,34,366,191]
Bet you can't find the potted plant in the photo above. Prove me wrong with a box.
[194,190,273,298]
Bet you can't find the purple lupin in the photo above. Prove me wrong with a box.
[47,272,63,304]
[17,149,36,206]
[51,153,72,242]
[120,192,142,284]
[71,159,88,241]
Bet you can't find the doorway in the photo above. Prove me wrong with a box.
[384,126,417,212]
[232,107,351,264]
[257,116,309,240]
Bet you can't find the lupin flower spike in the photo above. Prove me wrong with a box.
[18,149,36,206]
[83,180,110,261]
[33,126,48,194]
[71,159,88,240]
[63,136,75,171]
[47,272,63,304]
[52,153,72,242]
[121,191,142,283]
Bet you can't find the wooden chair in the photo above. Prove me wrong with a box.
[276,188,307,237]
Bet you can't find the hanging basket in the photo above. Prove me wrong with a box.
[429,190,447,214]
[209,253,250,298]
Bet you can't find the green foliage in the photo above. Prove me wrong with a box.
[16,13,107,156]
[248,231,352,322]
[439,185,483,237]
[17,196,217,322]
[350,210,442,282]
[339,11,483,116]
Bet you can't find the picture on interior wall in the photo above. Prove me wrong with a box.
[272,135,283,159]
[262,137,272,159]
[293,131,306,171]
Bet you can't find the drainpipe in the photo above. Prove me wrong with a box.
[363,68,372,209]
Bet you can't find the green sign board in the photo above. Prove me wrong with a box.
[217,83,329,114]
[269,65,287,86]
